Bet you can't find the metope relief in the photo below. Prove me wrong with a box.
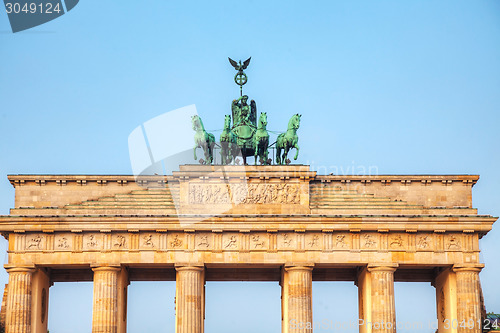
[251,234,266,249]
[389,234,405,249]
[278,233,295,250]
[25,234,44,251]
[167,233,185,250]
[361,234,378,249]
[195,233,212,250]
[55,234,71,250]
[334,234,349,249]
[83,234,102,251]
[189,183,301,205]
[445,234,461,250]
[223,233,239,250]
[113,234,127,249]
[306,234,321,249]
[416,233,433,251]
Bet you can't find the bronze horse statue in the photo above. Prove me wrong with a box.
[254,112,269,165]
[276,114,301,165]
[192,115,215,164]
[220,115,237,164]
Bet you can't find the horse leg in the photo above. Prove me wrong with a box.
[221,143,228,165]
[276,146,281,165]
[193,145,198,160]
[208,142,214,164]
[294,143,300,160]
[254,142,258,166]
[283,145,290,164]
[201,142,208,164]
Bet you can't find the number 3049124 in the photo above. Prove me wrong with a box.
[5,2,62,14]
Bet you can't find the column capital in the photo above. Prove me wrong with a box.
[452,264,484,273]
[175,265,204,272]
[367,263,398,273]
[91,265,121,273]
[4,266,35,274]
[284,266,314,273]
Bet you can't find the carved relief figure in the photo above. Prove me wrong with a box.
[336,235,347,248]
[252,235,265,248]
[170,235,182,248]
[197,235,210,248]
[27,235,42,250]
[114,235,126,248]
[87,235,98,248]
[225,236,237,249]
[308,235,319,247]
[363,234,376,248]
[417,236,429,249]
[390,235,404,248]
[282,234,292,247]
[447,235,460,249]
[57,237,69,249]
[143,234,155,247]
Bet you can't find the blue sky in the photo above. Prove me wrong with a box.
[0,1,499,332]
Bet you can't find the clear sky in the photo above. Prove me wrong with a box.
[0,1,499,332]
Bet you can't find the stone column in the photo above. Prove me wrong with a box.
[281,266,313,333]
[434,268,458,333]
[31,268,51,333]
[367,264,398,333]
[5,267,35,333]
[357,267,372,333]
[453,265,483,333]
[92,266,121,333]
[175,266,205,333]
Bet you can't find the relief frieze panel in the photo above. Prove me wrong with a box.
[140,232,158,250]
[388,234,407,250]
[83,233,102,251]
[189,183,301,204]
[12,231,477,255]
[222,233,239,250]
[25,234,44,251]
[361,233,378,250]
[305,233,321,249]
[278,233,296,250]
[333,233,350,249]
[113,234,128,249]
[195,233,212,250]
[445,234,462,251]
[416,233,433,251]
[167,233,186,250]
[250,234,267,250]
[55,234,71,250]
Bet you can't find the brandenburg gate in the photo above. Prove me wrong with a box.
[0,165,496,333]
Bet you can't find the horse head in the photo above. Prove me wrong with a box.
[259,112,268,127]
[288,113,301,130]
[224,115,231,130]
[192,115,203,131]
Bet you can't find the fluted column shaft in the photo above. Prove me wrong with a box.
[453,266,482,333]
[282,266,313,333]
[367,265,397,333]
[92,266,120,333]
[175,266,204,333]
[5,267,35,333]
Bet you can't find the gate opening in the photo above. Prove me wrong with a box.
[48,282,93,333]
[205,281,281,333]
